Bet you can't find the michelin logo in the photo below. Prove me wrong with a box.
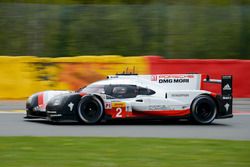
[223,84,231,91]
[224,103,230,112]
[68,102,74,111]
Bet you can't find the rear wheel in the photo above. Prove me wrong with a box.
[191,95,217,124]
[77,95,104,124]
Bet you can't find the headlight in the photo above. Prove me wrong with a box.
[48,94,69,108]
[53,98,63,106]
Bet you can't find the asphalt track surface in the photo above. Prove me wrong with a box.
[0,99,250,140]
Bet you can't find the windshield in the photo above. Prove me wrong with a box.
[78,84,155,99]
[79,85,105,94]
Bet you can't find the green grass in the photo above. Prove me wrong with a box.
[0,137,249,167]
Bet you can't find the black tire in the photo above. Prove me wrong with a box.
[77,95,104,124]
[191,95,217,124]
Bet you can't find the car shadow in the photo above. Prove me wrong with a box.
[24,118,230,127]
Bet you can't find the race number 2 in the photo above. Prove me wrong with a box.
[112,102,126,118]
[115,108,123,118]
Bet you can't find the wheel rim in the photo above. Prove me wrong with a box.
[195,102,215,123]
[81,101,99,120]
[78,97,103,123]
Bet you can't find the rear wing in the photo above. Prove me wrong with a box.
[204,75,233,116]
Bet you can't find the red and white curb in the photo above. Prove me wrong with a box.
[233,111,250,115]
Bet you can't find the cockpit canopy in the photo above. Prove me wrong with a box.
[79,84,155,99]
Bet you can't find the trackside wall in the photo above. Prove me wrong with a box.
[0,56,149,99]
[145,56,250,98]
[0,56,249,99]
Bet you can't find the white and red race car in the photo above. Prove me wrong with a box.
[26,73,233,124]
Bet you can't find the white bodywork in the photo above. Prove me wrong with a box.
[34,74,211,116]
[93,74,211,113]
[27,73,233,123]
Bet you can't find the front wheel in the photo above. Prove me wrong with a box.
[191,95,217,124]
[77,95,104,124]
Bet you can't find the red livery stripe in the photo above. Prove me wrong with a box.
[105,108,190,119]
[38,92,44,107]
[131,109,190,117]
[79,92,87,96]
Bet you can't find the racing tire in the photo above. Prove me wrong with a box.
[191,95,217,125]
[77,95,104,124]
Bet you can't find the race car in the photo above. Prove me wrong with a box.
[25,73,233,124]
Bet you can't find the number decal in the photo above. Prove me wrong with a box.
[110,102,126,118]
[115,108,123,118]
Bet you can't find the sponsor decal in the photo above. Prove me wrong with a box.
[159,78,189,83]
[105,102,112,109]
[222,96,232,100]
[223,84,231,90]
[68,102,74,111]
[107,102,126,118]
[108,75,118,79]
[112,102,126,108]
[171,94,189,97]
[158,74,194,79]
[224,103,230,112]
[151,75,158,81]
[223,76,232,79]
[126,105,132,112]
[149,105,171,110]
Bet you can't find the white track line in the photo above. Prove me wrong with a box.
[0,110,25,114]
